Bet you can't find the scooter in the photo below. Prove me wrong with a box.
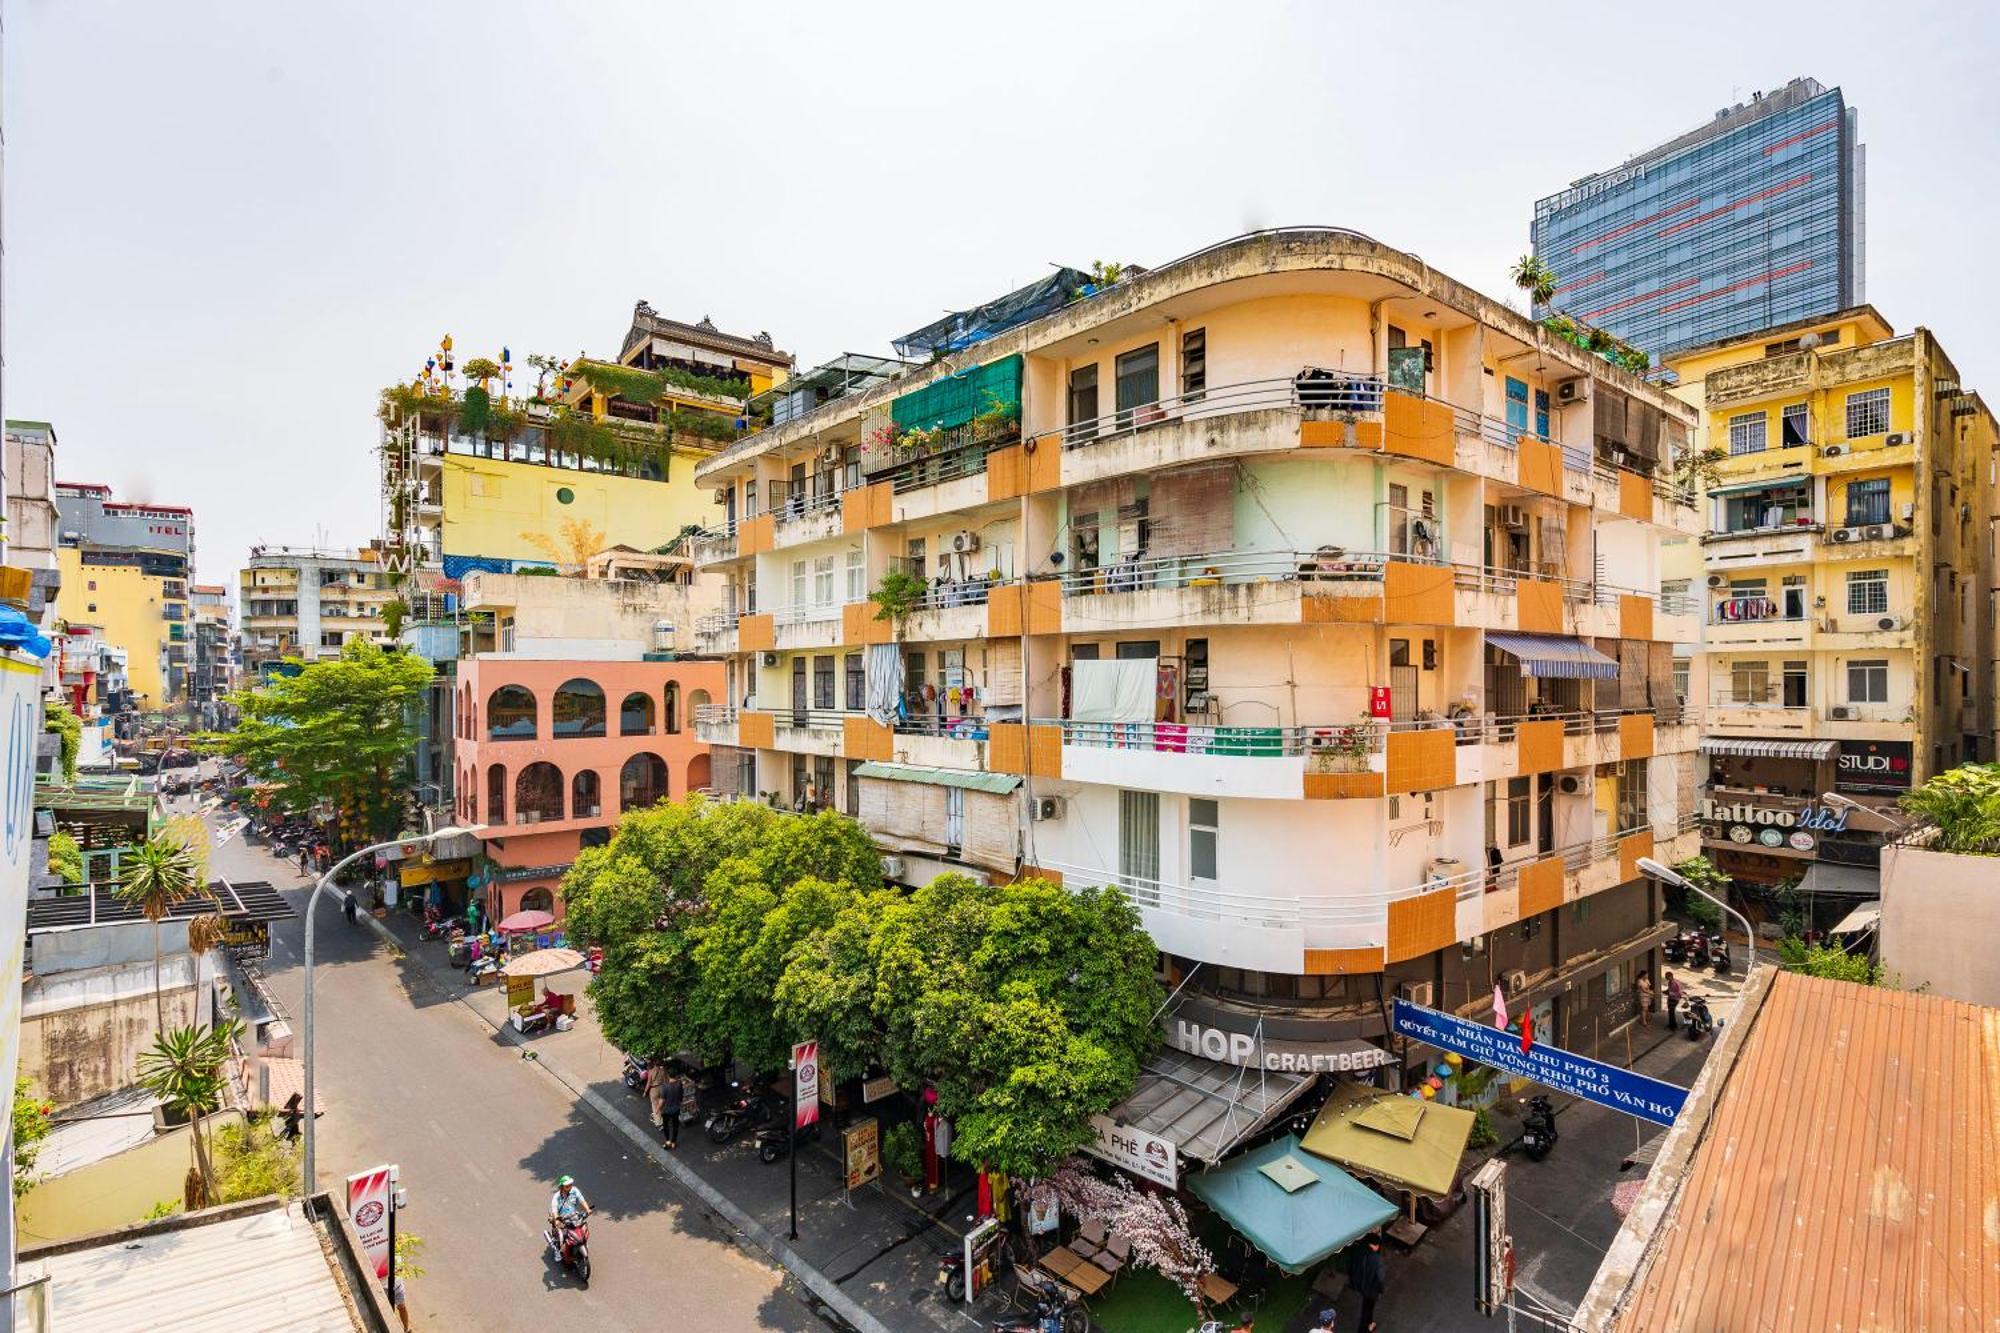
[622,1053,650,1094]
[987,1274,1085,1333]
[708,1082,777,1144]
[420,912,450,942]
[544,1218,592,1287]
[756,1117,820,1164]
[1684,995,1715,1040]
[1521,1094,1559,1161]
[1708,933,1732,976]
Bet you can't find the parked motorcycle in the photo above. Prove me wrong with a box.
[420,911,450,942]
[707,1082,778,1145]
[1684,995,1715,1040]
[622,1053,650,1095]
[1708,932,1732,975]
[756,1117,820,1165]
[544,1218,592,1287]
[1521,1094,1559,1161]
[987,1273,1084,1333]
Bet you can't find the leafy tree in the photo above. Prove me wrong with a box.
[1510,254,1558,308]
[211,1117,299,1203]
[210,641,432,849]
[1777,937,1884,986]
[46,831,84,885]
[137,1022,241,1208]
[118,837,203,1032]
[1669,855,1729,929]
[1899,762,2000,853]
[773,885,901,1081]
[518,518,609,575]
[12,1077,53,1198]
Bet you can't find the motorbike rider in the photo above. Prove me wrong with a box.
[548,1175,591,1258]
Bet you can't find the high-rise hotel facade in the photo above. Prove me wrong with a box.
[690,230,1704,1080]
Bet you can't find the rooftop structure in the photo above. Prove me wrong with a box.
[238,544,396,671]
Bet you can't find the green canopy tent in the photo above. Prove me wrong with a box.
[1184,1134,1398,1274]
[1299,1082,1477,1200]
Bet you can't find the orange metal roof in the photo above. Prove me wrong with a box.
[1613,971,2000,1331]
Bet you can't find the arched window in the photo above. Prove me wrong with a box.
[572,769,602,817]
[686,753,712,794]
[520,887,555,915]
[464,768,478,824]
[460,683,473,738]
[663,681,682,735]
[552,678,606,738]
[619,752,669,812]
[688,687,712,717]
[619,691,654,736]
[487,763,507,824]
[487,685,538,740]
[516,762,564,823]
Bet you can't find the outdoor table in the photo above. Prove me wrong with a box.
[1040,1247,1110,1296]
[1200,1272,1240,1306]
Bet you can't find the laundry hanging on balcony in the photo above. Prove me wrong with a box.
[1714,597,1779,621]
[1485,632,1620,680]
[1070,657,1160,722]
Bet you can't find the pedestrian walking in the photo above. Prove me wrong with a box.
[644,1059,666,1128]
[279,1092,304,1142]
[1348,1231,1386,1332]
[1635,971,1654,1027]
[343,892,359,927]
[1666,971,1683,1031]
[659,1068,684,1148]
[297,845,311,874]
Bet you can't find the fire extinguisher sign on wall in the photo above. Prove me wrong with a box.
[1369,686,1392,719]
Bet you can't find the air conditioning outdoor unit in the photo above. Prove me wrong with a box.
[1555,378,1589,405]
[1824,443,1850,457]
[1829,705,1855,720]
[951,530,981,554]
[1831,527,1855,543]
[1032,796,1066,822]
[762,650,780,667]
[1878,616,1907,631]
[1502,969,1530,994]
[880,855,905,880]
[1886,432,1909,446]
[1862,524,1888,541]
[1557,773,1585,795]
[1500,504,1529,529]
[1706,573,1728,588]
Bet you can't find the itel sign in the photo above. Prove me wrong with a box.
[1836,741,1913,793]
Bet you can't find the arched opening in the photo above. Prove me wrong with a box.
[553,678,606,738]
[515,762,564,823]
[464,767,478,823]
[487,685,538,740]
[572,769,602,817]
[619,691,654,736]
[663,681,682,735]
[685,753,712,793]
[619,752,669,812]
[461,683,474,738]
[688,687,712,718]
[520,887,555,915]
[486,763,507,824]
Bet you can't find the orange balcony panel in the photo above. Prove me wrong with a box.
[1619,713,1655,760]
[840,481,892,534]
[988,722,1062,779]
[1300,419,1383,450]
[841,600,893,647]
[987,583,1023,637]
[738,710,775,749]
[1303,592,1384,624]
[739,512,775,556]
[1517,856,1565,919]
[1383,561,1455,626]
[1386,728,1456,794]
[843,715,893,762]
[1383,394,1455,467]
[1618,829,1655,885]
[1016,865,1064,886]
[1025,436,1062,492]
[1516,437,1562,498]
[1516,719,1565,774]
[984,444,1025,503]
[1026,580,1063,635]
[1386,886,1457,963]
[1620,593,1655,642]
[1304,770,1386,800]
[1618,471,1652,522]
[1305,947,1385,976]
[1517,578,1564,634]
[737,613,775,653]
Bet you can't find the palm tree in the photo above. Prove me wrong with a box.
[137,1021,241,1209]
[1510,254,1559,309]
[118,837,204,1034]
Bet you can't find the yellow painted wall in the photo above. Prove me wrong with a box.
[57,548,175,705]
[440,453,716,565]
[15,1110,247,1245]
[1666,308,1896,384]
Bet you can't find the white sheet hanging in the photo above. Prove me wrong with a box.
[1071,658,1158,723]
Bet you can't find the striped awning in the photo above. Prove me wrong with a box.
[1485,632,1620,680]
[1698,737,1837,760]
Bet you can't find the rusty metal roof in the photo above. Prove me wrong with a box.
[1602,970,2000,1332]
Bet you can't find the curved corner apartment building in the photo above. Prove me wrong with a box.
[691,230,1703,1077]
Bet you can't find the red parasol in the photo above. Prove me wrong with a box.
[496,909,555,934]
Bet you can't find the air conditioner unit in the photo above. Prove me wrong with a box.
[880,855,905,880]
[1500,504,1529,529]
[1032,796,1066,822]
[951,530,981,554]
[1706,573,1728,588]
[1557,773,1584,795]
[1406,980,1436,1007]
[712,490,729,505]
[1878,615,1907,631]
[1829,705,1855,720]
[1502,969,1530,994]
[1862,524,1888,541]
[1824,443,1851,457]
[1555,378,1589,405]
[1831,527,1855,543]
[1885,432,1909,446]
[761,651,780,667]
[821,443,840,464]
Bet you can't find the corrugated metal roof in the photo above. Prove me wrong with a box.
[30,1200,359,1331]
[1608,971,2000,1331]
[852,762,1021,794]
[1106,1048,1311,1164]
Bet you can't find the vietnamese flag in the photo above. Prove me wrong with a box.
[1520,1008,1534,1055]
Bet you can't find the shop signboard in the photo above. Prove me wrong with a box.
[345,1164,396,1279]
[1165,1014,1394,1074]
[1836,740,1913,793]
[1392,999,1688,1127]
[793,1040,820,1130]
[962,1218,1006,1305]
[505,974,535,1009]
[1084,1114,1179,1187]
[861,1074,899,1103]
[843,1118,881,1190]
[1703,796,1848,858]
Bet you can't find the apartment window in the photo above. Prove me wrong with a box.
[1847,569,1889,616]
[790,559,807,609]
[1067,365,1099,438]
[1534,388,1551,440]
[1672,656,1690,704]
[843,652,864,712]
[1727,412,1767,456]
[1848,659,1889,704]
[1180,328,1206,402]
[812,555,835,607]
[844,758,862,818]
[1845,478,1892,527]
[1114,344,1160,429]
[1730,660,1770,704]
[812,654,835,710]
[1505,777,1531,846]
[1119,790,1160,888]
[844,549,865,602]
[1505,377,1529,442]
[1781,402,1810,447]
[1846,388,1892,439]
[1188,798,1219,883]
[1782,660,1808,709]
[814,755,835,812]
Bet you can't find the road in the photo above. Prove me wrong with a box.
[210,813,824,1332]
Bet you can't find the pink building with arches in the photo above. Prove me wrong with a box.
[452,657,724,922]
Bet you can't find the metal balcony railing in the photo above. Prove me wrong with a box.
[693,704,738,726]
[1047,717,1383,760]
[772,601,845,627]
[892,714,989,740]
[775,707,852,732]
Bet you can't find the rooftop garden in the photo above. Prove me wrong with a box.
[1510,256,1653,376]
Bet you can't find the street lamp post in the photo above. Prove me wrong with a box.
[1818,791,1914,835]
[303,825,482,1192]
[1636,856,1759,984]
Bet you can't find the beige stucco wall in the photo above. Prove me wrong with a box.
[15,1109,246,1245]
[21,984,199,1109]
[1879,843,2000,1006]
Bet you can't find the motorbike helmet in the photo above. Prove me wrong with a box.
[556,1174,574,1188]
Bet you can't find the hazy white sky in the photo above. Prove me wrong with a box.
[7,1,1997,590]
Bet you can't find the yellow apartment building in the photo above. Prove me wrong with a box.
[1666,306,1997,895]
[687,229,1707,1112]
[55,545,188,708]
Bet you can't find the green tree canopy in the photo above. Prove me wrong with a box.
[208,641,432,846]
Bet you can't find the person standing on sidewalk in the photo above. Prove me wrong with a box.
[1665,971,1683,1031]
[1635,971,1654,1027]
[1348,1231,1386,1332]
[659,1067,684,1148]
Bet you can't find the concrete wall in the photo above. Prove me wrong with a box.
[460,571,719,657]
[1879,843,2000,1006]
[21,973,199,1108]
[15,1110,246,1244]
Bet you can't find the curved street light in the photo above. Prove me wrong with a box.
[1635,855,1760,986]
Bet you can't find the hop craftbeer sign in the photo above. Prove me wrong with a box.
[1391,1000,1689,1127]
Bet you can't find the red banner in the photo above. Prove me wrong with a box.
[793,1040,820,1130]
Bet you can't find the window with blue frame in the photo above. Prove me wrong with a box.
[1534,389,1551,440]
[1505,378,1530,441]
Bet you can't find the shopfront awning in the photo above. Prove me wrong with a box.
[1485,632,1620,680]
[1830,900,1883,935]
[851,762,1021,794]
[1185,1134,1397,1275]
[1798,863,1881,898]
[1705,475,1810,498]
[1102,1048,1313,1166]
[1699,737,1837,760]
[1300,1082,1477,1199]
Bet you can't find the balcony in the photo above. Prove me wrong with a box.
[689,522,739,565]
[768,480,849,549]
[1708,685,1811,734]
[1052,716,1369,801]
[693,611,738,654]
[890,713,989,768]
[1702,520,1822,565]
[900,576,995,644]
[1706,601,1815,650]
[1058,547,1388,632]
[772,601,847,652]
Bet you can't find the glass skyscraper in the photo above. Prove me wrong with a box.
[1532,78,1864,365]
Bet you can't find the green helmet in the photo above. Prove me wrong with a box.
[556,1175,574,1188]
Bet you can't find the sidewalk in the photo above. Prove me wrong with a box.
[363,907,997,1333]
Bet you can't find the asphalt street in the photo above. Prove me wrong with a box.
[212,815,825,1332]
